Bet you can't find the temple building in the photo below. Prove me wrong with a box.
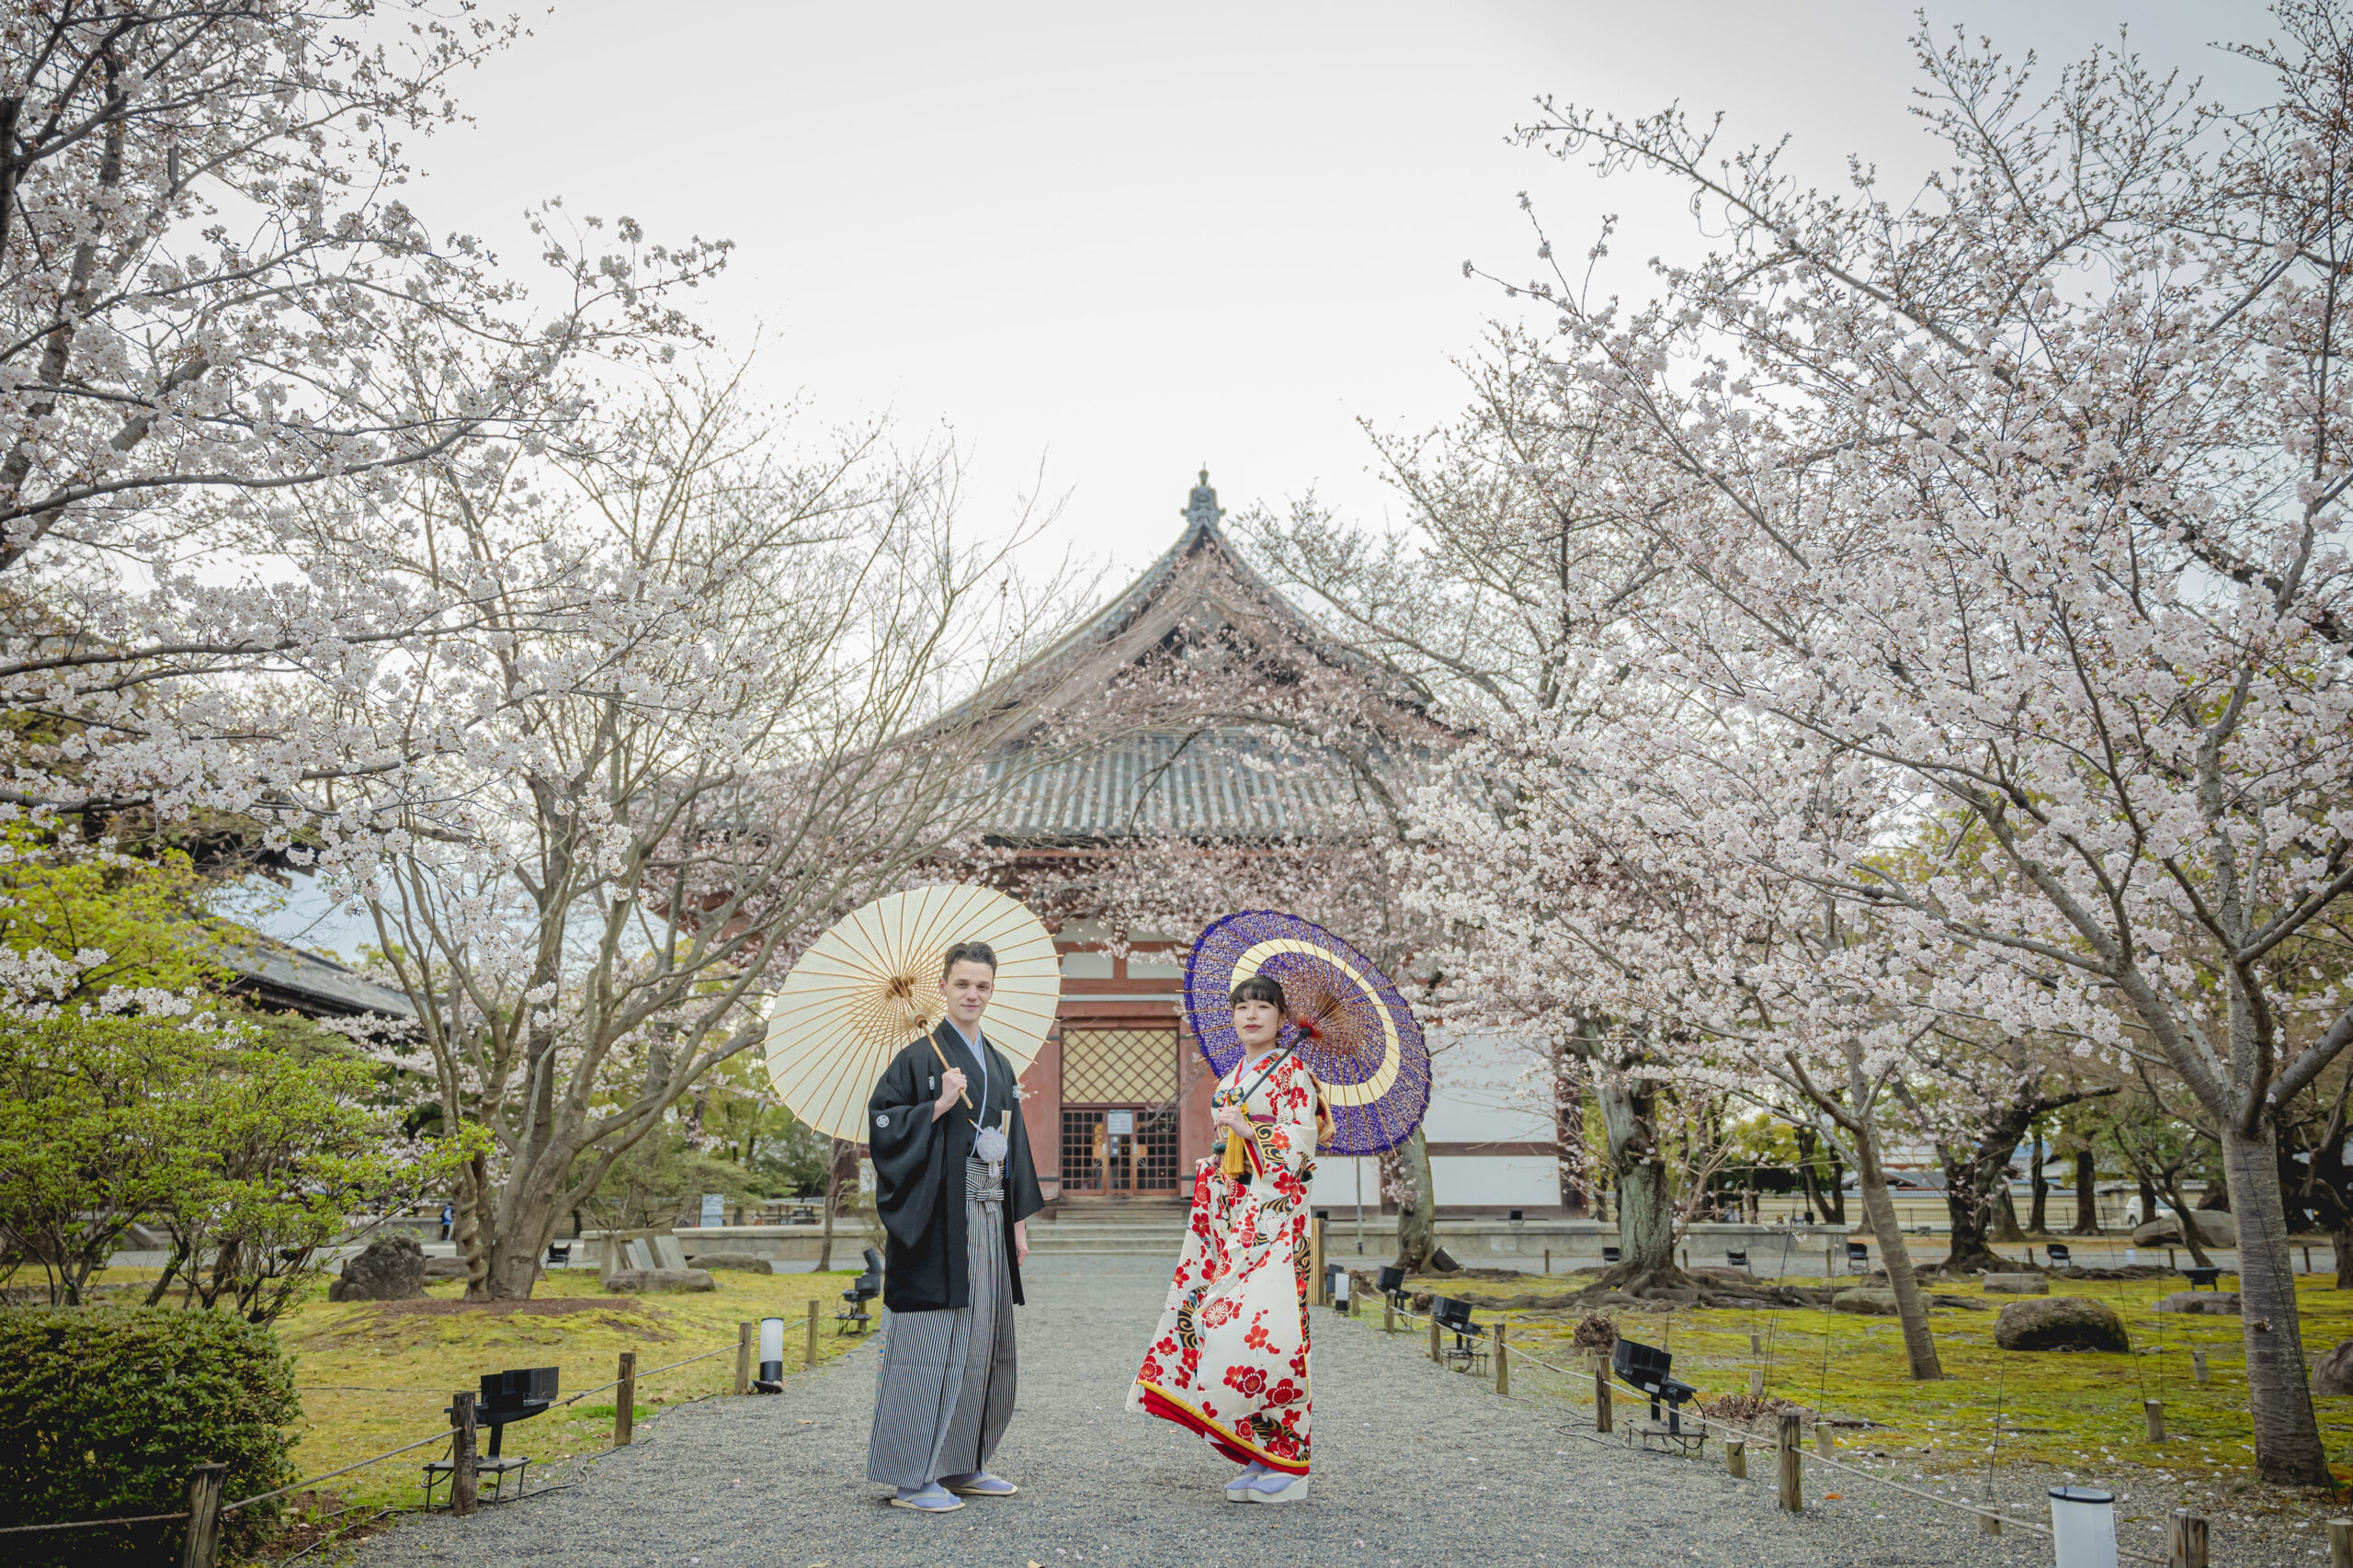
[980,472,1563,1218]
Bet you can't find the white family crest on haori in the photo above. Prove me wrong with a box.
[761,886,1060,1139]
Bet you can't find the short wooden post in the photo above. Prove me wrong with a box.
[1726,1437,1747,1478]
[178,1462,227,1568]
[1494,1323,1508,1395]
[1750,1332,1763,1355]
[1595,1364,1613,1433]
[734,1321,753,1396]
[1312,1216,1326,1306]
[1544,1247,1551,1274]
[1429,1312,1441,1364]
[2331,1517,2352,1568]
[449,1391,479,1516]
[1777,1413,1802,1512]
[2191,1346,2210,1384]
[2305,1244,2315,1275]
[1383,1293,1394,1334]
[805,1299,820,1369]
[1681,1248,1689,1271]
[2144,1398,2165,1442]
[2168,1509,2208,1568]
[615,1352,637,1447]
[1814,1419,1834,1458]
[1750,1369,1766,1399]
[1978,1508,2003,1536]
[1824,1244,1835,1278]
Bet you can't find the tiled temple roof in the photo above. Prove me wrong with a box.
[954,472,1435,846]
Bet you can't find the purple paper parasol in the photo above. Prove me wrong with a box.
[1183,909,1430,1156]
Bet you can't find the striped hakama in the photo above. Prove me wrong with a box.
[866,1156,1017,1486]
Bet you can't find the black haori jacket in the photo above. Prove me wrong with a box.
[867,1020,1044,1312]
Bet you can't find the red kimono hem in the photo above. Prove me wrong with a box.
[1134,1383,1310,1474]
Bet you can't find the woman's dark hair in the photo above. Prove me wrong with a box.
[1229,973,1287,1013]
[941,940,998,980]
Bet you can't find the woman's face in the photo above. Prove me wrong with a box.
[1233,995,1283,1049]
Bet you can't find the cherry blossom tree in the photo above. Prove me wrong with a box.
[342,371,1076,1299]
[1461,6,2353,1478]
[0,1,723,847]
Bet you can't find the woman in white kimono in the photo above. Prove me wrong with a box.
[1127,972,1320,1504]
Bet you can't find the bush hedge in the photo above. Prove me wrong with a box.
[0,1307,300,1565]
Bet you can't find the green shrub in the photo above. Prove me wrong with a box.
[0,1307,299,1565]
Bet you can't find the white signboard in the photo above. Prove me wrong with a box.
[1106,1110,1134,1135]
[699,1192,726,1229]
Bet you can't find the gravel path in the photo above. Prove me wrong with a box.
[351,1256,2113,1568]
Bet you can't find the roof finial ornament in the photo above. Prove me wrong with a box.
[1183,466,1224,533]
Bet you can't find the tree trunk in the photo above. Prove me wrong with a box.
[1592,1063,1688,1292]
[2274,1122,2313,1233]
[1837,1041,1940,1381]
[2069,1149,2100,1235]
[1824,1157,1847,1225]
[1555,1065,1589,1217]
[1797,1125,1835,1224]
[819,1142,842,1273]
[2028,1132,2049,1234]
[1939,1149,2017,1274]
[1853,1134,1943,1380]
[1614,1160,1677,1283]
[2139,1173,2160,1227]
[2221,1123,2332,1485]
[1390,1128,1436,1271]
[2160,1177,2217,1270]
[1991,1185,2029,1244]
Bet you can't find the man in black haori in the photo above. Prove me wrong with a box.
[864,939,1045,1512]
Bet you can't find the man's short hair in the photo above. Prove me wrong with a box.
[941,940,998,981]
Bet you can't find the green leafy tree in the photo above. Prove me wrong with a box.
[0,1012,471,1318]
[146,1045,473,1323]
[0,1014,211,1304]
[0,817,224,1006]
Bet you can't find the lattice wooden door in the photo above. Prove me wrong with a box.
[1058,1028,1180,1194]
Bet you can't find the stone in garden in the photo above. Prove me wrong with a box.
[605,1267,717,1293]
[1984,1274,2048,1294]
[328,1234,427,1301]
[1995,1296,2131,1353]
[2311,1340,2353,1395]
[2129,1210,2237,1247]
[600,1228,691,1283]
[684,1252,775,1272]
[422,1257,470,1283]
[2154,1291,2239,1315]
[1832,1288,1898,1315]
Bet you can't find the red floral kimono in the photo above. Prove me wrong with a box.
[1128,1050,1316,1474]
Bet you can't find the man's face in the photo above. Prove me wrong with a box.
[943,960,995,1028]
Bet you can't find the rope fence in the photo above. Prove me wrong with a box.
[9,1291,850,1566]
[1370,1287,2185,1567]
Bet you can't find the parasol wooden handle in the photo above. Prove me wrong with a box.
[924,1031,976,1111]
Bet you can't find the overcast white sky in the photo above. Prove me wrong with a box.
[403,0,2276,587]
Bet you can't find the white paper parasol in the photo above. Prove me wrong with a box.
[762,884,1060,1141]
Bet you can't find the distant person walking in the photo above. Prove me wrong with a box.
[439,1203,453,1242]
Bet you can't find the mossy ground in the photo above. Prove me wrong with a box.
[1386,1267,2353,1490]
[91,1263,870,1519]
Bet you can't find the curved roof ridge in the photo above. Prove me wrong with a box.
[943,469,1388,733]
